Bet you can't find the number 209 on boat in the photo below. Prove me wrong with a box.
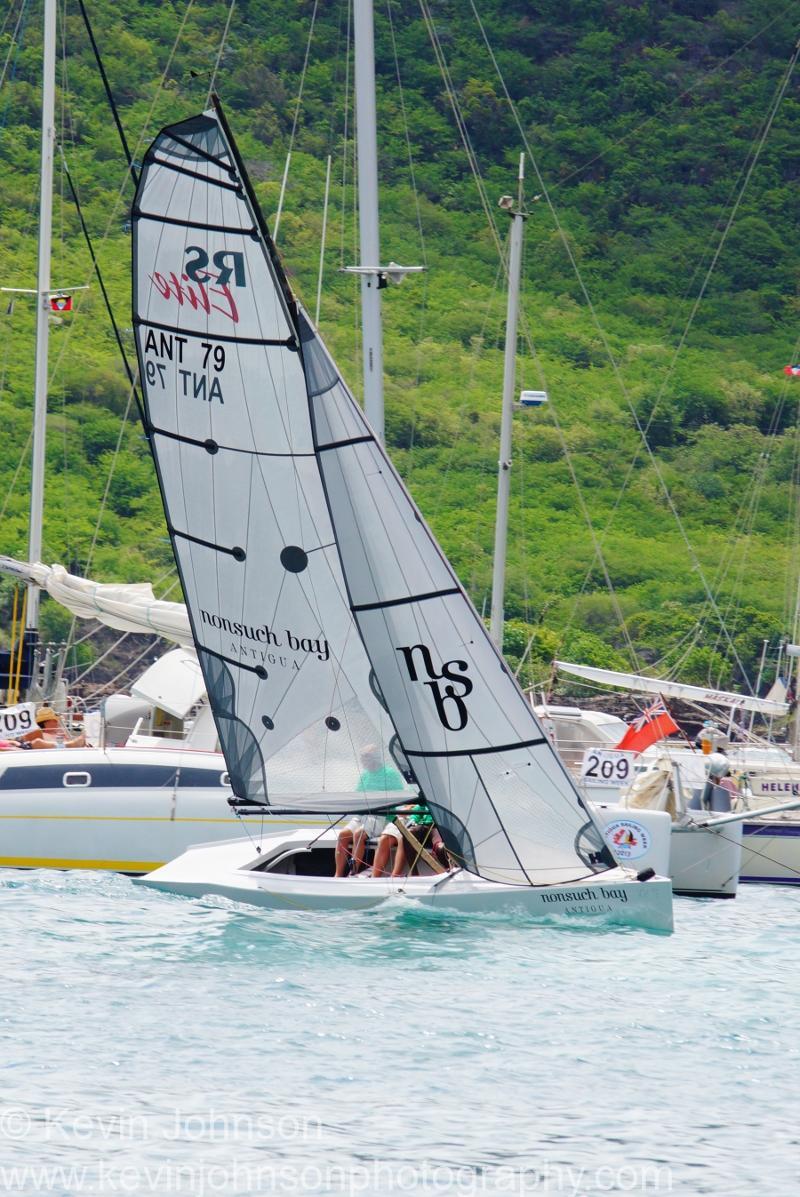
[580,748,635,787]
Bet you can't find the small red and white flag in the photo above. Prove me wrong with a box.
[784,365,800,377]
[49,294,72,313]
[615,699,680,755]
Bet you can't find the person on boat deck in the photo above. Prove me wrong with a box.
[17,706,86,750]
[694,752,738,812]
[371,802,445,879]
[334,746,405,877]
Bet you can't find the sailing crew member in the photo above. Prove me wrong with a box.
[334,747,405,877]
[371,801,445,878]
[698,753,738,812]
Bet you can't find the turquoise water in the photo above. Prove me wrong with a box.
[2,872,798,1196]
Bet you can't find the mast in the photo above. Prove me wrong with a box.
[352,0,384,440]
[490,154,526,648]
[25,0,57,652]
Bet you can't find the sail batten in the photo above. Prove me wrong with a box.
[352,587,461,613]
[147,155,244,191]
[134,211,255,236]
[405,737,549,759]
[136,317,295,348]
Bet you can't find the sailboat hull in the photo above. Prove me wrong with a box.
[0,746,338,873]
[135,831,673,932]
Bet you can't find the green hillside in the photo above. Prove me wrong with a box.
[1,0,799,695]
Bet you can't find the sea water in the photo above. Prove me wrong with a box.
[1,872,798,1196]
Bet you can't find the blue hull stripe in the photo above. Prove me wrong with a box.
[740,875,800,885]
[0,764,227,791]
[743,823,800,838]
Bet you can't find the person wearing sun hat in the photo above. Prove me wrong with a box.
[16,706,85,750]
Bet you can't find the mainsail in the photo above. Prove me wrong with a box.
[132,103,610,885]
[132,106,394,803]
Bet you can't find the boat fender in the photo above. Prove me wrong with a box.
[636,867,656,882]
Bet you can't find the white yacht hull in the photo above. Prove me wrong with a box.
[740,818,800,885]
[592,800,742,898]
[0,746,326,873]
[669,821,742,898]
[135,831,673,933]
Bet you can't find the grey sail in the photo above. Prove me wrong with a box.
[133,103,611,886]
[132,107,396,805]
[302,314,610,885]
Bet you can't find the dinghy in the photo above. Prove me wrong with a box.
[131,102,672,933]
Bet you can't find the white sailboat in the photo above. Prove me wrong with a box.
[131,101,672,932]
[545,664,800,891]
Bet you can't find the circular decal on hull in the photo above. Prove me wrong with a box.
[604,818,651,862]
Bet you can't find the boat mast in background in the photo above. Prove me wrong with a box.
[352,0,384,439]
[24,0,57,687]
[490,154,526,650]
[345,1,423,442]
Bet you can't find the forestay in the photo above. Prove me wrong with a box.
[133,104,609,886]
[132,108,394,804]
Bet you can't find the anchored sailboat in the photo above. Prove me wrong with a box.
[131,102,671,931]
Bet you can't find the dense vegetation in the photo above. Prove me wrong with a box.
[1,0,800,697]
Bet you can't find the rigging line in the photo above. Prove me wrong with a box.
[516,307,641,668]
[533,1,800,194]
[418,0,503,262]
[474,14,800,690]
[0,0,22,43]
[0,428,32,525]
[82,384,137,576]
[689,441,779,660]
[616,43,800,461]
[421,9,629,652]
[36,3,197,459]
[57,147,143,414]
[206,0,236,107]
[95,0,197,250]
[338,0,352,270]
[0,0,28,97]
[76,0,138,186]
[273,0,319,242]
[74,634,162,692]
[385,0,429,463]
[427,258,503,520]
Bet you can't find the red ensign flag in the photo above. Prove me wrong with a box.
[615,700,680,754]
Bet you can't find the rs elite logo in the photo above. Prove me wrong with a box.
[150,246,246,324]
[397,644,473,732]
